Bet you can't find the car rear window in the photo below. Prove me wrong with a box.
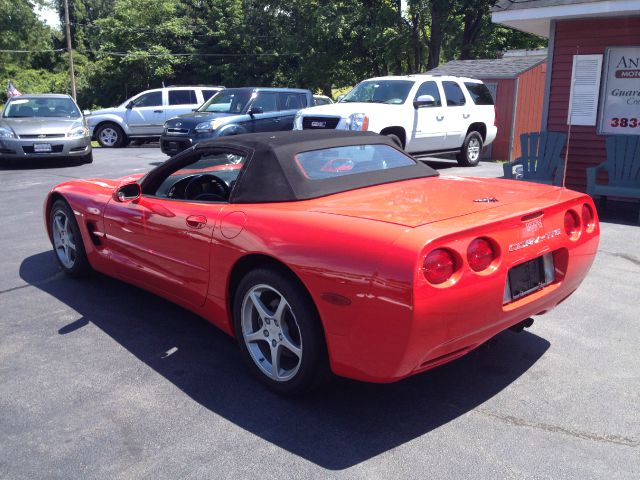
[464,82,494,105]
[294,144,416,180]
[169,90,197,105]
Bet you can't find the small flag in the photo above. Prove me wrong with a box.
[7,80,22,97]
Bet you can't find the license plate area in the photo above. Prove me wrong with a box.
[504,253,555,303]
[34,143,52,153]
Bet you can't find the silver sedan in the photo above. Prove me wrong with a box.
[0,94,92,164]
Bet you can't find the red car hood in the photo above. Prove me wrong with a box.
[308,176,562,227]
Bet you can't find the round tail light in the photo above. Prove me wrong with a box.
[423,249,456,285]
[564,210,581,239]
[467,238,495,272]
[582,203,595,232]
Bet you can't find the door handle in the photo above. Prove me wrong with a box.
[436,115,444,121]
[463,113,470,119]
[186,215,207,229]
[154,110,164,113]
[273,118,281,122]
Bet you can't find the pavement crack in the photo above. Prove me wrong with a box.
[600,250,640,267]
[476,409,639,447]
[0,271,65,296]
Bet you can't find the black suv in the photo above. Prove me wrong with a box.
[160,87,313,155]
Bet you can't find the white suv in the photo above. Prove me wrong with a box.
[87,86,224,148]
[294,75,496,166]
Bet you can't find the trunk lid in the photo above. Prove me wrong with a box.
[309,176,561,227]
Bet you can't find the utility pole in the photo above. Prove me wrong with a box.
[63,0,77,100]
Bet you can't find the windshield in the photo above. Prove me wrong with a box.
[197,89,252,114]
[342,80,414,105]
[3,97,81,118]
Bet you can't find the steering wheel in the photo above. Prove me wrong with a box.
[184,174,230,201]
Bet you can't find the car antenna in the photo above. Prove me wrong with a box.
[562,45,579,189]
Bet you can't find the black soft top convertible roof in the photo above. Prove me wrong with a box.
[194,130,438,203]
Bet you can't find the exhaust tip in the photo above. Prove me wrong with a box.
[509,317,534,333]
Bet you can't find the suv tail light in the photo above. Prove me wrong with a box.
[467,238,495,272]
[564,210,581,239]
[493,106,497,126]
[423,249,456,285]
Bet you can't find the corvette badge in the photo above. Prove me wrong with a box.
[509,229,561,252]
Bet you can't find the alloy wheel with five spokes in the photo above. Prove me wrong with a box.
[52,209,77,269]
[241,284,303,382]
[49,200,91,277]
[234,268,329,394]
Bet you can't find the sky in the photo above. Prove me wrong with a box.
[35,3,61,28]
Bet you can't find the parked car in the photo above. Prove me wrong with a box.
[44,130,599,394]
[0,94,92,164]
[160,87,312,156]
[313,94,334,106]
[87,85,224,148]
[294,75,497,166]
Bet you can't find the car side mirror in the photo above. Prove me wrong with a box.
[413,94,436,109]
[114,182,141,203]
[83,109,91,116]
[247,106,263,117]
[126,101,134,110]
[336,94,345,103]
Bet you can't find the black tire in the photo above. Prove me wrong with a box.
[49,199,92,277]
[95,122,127,148]
[233,268,330,395]
[385,133,403,149]
[457,131,483,167]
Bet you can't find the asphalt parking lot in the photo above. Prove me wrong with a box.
[1,146,638,479]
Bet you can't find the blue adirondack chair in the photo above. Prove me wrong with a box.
[503,131,567,185]
[586,135,640,219]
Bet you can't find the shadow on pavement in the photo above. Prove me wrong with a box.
[594,199,640,227]
[20,251,550,470]
[0,157,88,170]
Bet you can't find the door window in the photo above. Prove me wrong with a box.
[442,81,466,106]
[250,92,278,112]
[414,81,442,107]
[168,90,198,105]
[279,93,308,110]
[132,91,163,107]
[147,150,247,202]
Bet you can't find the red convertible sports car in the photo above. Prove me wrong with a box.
[45,131,599,394]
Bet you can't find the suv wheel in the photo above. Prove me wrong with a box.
[96,123,127,148]
[457,131,483,167]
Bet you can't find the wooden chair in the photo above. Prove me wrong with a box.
[586,135,640,220]
[503,131,567,185]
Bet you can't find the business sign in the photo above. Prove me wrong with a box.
[598,47,640,135]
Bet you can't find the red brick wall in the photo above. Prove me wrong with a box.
[548,16,640,191]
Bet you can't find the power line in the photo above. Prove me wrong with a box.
[78,49,300,57]
[0,49,66,53]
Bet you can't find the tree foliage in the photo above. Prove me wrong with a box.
[1,0,546,106]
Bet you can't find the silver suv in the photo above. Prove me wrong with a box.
[87,86,224,148]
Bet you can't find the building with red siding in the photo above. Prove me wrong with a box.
[492,0,640,192]
[428,52,547,161]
